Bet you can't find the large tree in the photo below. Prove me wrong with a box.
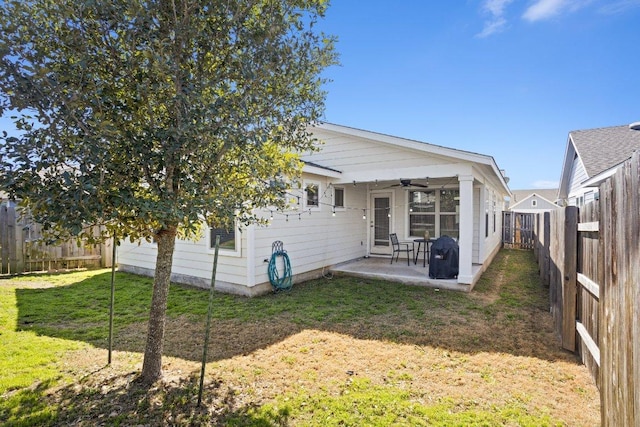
[0,0,336,384]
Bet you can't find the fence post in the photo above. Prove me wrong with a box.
[561,206,578,352]
[1,202,24,274]
[542,211,551,287]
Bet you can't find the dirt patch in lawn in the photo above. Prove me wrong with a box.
[45,250,600,426]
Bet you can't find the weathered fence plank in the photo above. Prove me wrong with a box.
[1,201,111,274]
[561,206,578,352]
[502,212,536,249]
[0,203,9,274]
[577,221,599,232]
[577,200,601,389]
[577,273,599,299]
[598,152,640,426]
[576,321,600,367]
[533,152,640,426]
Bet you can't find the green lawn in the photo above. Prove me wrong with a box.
[0,249,600,426]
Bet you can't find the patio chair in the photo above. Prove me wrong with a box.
[389,233,414,266]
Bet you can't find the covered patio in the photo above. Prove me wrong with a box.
[330,256,483,292]
[302,124,510,290]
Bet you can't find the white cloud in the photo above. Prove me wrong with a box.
[532,180,559,188]
[522,0,593,22]
[484,0,514,15]
[477,0,514,38]
[477,17,508,38]
[598,0,640,14]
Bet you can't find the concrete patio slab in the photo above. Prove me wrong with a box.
[330,256,481,292]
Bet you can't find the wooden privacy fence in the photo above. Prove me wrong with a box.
[535,151,640,427]
[502,212,535,249]
[0,201,113,274]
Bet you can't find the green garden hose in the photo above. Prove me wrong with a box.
[268,250,293,291]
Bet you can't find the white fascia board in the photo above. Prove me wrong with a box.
[302,163,342,178]
[558,135,576,199]
[472,164,512,197]
[581,163,623,187]
[335,163,474,184]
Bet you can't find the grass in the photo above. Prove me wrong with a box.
[0,249,600,426]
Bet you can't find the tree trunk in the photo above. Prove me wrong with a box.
[140,225,177,384]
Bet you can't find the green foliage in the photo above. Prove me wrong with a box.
[0,0,337,241]
[0,0,337,382]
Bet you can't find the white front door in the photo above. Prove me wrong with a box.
[370,192,392,254]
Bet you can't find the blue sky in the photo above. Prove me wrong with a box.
[317,0,640,190]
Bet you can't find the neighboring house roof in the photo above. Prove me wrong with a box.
[558,122,640,200]
[570,125,640,177]
[510,189,558,204]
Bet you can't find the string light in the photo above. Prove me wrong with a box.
[263,180,462,224]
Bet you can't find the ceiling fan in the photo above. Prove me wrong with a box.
[386,179,429,188]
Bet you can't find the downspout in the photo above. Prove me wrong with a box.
[246,224,256,287]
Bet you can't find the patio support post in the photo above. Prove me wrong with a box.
[458,175,474,283]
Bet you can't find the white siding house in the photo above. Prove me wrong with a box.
[118,123,511,295]
[508,189,559,214]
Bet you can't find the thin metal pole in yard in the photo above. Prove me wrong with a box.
[197,234,220,407]
[108,236,117,365]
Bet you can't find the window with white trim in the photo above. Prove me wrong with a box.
[408,190,459,239]
[531,199,538,207]
[409,190,436,238]
[492,192,497,233]
[333,187,345,209]
[209,219,240,255]
[440,189,460,239]
[304,180,320,210]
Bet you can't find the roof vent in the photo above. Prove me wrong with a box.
[629,122,640,131]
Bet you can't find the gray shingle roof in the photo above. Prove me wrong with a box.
[570,125,640,177]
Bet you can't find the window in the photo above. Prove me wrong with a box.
[210,227,236,251]
[333,187,345,209]
[304,181,320,209]
[409,190,436,238]
[531,199,538,207]
[492,194,497,233]
[440,189,460,239]
[409,190,460,239]
[485,211,489,238]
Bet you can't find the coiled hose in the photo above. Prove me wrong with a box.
[268,250,293,291]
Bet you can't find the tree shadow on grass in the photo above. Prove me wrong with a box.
[1,370,289,426]
[12,250,579,365]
